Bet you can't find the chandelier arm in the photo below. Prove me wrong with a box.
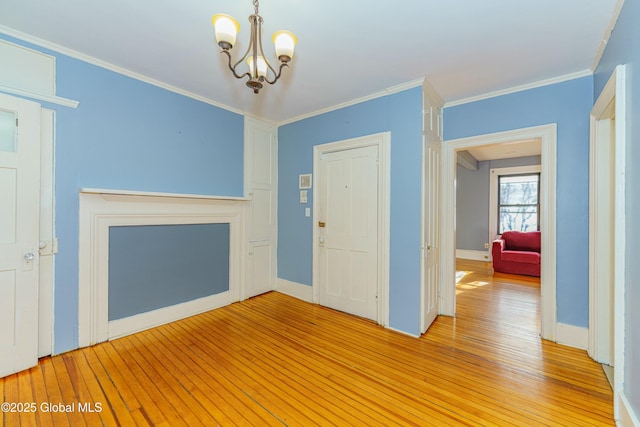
[255,21,280,82]
[264,62,288,85]
[221,50,251,80]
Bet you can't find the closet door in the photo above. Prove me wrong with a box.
[245,117,277,298]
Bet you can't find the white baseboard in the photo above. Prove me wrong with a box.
[108,291,233,340]
[386,326,420,338]
[275,278,313,303]
[456,249,490,261]
[620,392,640,427]
[555,322,589,350]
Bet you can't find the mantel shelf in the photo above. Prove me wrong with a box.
[80,188,251,201]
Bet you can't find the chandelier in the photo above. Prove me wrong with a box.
[211,0,298,94]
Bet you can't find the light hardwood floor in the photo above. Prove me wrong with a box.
[1,260,613,426]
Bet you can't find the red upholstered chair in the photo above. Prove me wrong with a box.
[492,231,541,277]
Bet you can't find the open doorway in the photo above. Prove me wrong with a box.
[588,65,626,419]
[441,124,557,341]
[454,139,542,331]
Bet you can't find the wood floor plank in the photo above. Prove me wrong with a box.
[0,258,614,426]
[137,326,282,426]
[17,369,38,427]
[40,357,71,426]
[107,338,190,427]
[91,342,172,427]
[50,355,87,426]
[80,348,138,426]
[29,362,54,427]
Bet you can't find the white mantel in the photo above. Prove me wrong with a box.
[77,189,248,347]
[80,187,251,201]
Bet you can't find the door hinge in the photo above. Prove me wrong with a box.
[16,118,18,127]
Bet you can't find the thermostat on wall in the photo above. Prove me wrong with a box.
[299,174,312,189]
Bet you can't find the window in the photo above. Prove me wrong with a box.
[498,173,540,233]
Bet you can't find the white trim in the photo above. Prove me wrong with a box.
[0,84,78,109]
[588,65,627,420]
[555,323,588,350]
[0,25,241,116]
[442,124,557,341]
[619,393,640,427]
[385,326,420,339]
[275,279,313,303]
[591,0,626,72]
[312,132,391,327]
[80,187,250,201]
[278,79,424,126]
[488,164,542,245]
[38,108,55,357]
[78,192,247,347]
[108,291,233,340]
[455,249,489,261]
[445,70,592,108]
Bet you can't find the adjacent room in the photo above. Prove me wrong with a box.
[0,0,638,425]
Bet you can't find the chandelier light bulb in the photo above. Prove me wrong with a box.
[247,56,268,78]
[211,14,240,50]
[272,30,297,63]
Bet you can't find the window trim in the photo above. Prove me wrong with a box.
[489,164,542,248]
[497,172,540,234]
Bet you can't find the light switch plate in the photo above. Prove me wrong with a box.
[305,207,311,217]
[300,190,308,203]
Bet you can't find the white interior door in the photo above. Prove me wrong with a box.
[0,93,41,377]
[422,138,441,332]
[421,81,443,333]
[245,117,277,299]
[318,145,378,320]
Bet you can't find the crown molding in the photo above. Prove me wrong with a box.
[591,0,626,72]
[444,69,593,108]
[278,78,425,126]
[0,25,244,116]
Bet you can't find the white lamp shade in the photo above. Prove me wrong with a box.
[272,30,297,61]
[247,56,268,78]
[211,14,240,47]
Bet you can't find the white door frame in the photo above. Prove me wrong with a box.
[312,132,390,326]
[588,64,626,419]
[38,108,55,357]
[441,124,557,340]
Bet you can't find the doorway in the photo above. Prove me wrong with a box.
[312,132,390,325]
[588,64,626,419]
[441,124,557,341]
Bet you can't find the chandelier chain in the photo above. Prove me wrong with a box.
[253,0,259,15]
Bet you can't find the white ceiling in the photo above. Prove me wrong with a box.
[0,0,619,123]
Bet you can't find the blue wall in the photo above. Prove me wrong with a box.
[0,33,244,353]
[278,88,423,335]
[108,224,230,320]
[594,0,640,415]
[444,76,593,328]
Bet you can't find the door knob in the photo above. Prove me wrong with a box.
[427,245,432,250]
[24,252,35,262]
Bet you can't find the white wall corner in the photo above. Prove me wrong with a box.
[456,249,490,261]
[555,322,589,350]
[619,392,640,427]
[275,278,313,303]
